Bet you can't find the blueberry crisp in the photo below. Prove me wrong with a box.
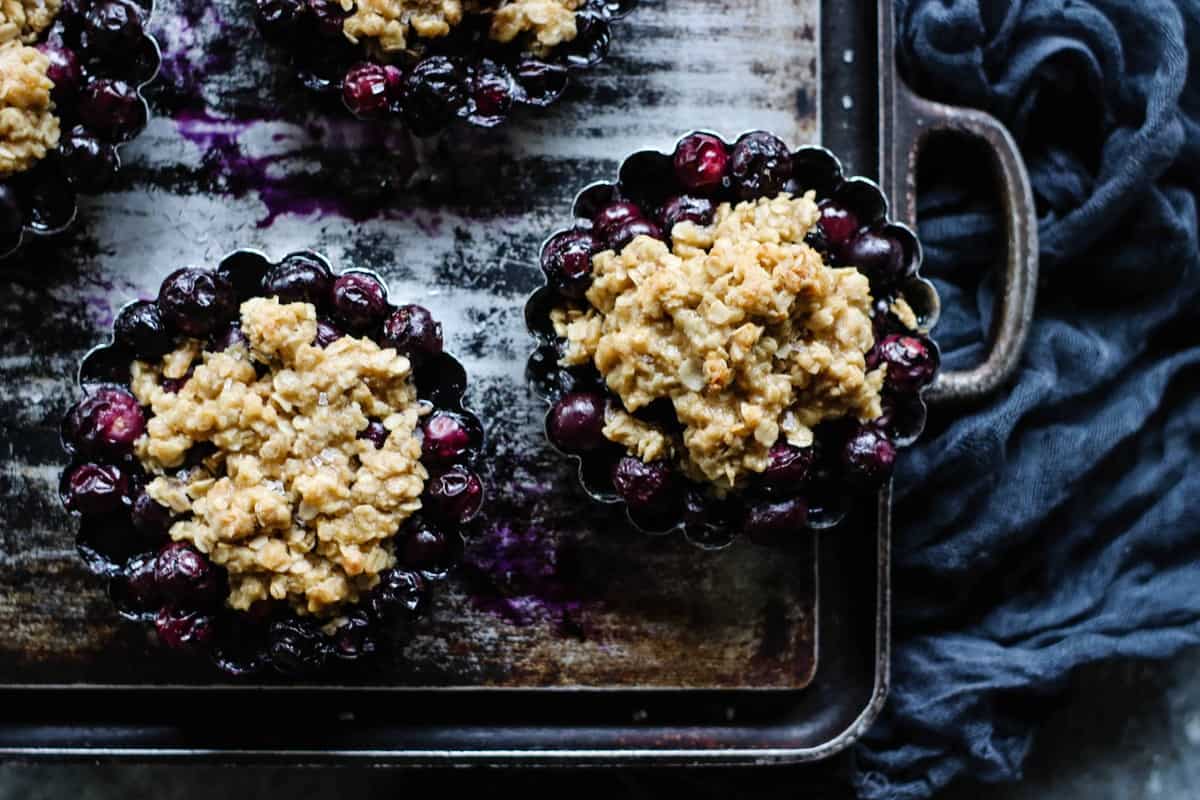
[0,0,157,257]
[61,251,484,676]
[530,132,938,546]
[254,0,635,133]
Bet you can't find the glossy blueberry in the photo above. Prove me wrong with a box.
[80,0,144,55]
[547,391,608,453]
[112,551,159,614]
[403,56,465,137]
[467,60,513,127]
[562,9,611,68]
[382,305,443,365]
[730,131,792,200]
[611,456,680,517]
[512,57,568,107]
[874,334,938,393]
[659,194,715,231]
[842,424,896,486]
[760,442,815,495]
[592,201,644,241]
[78,79,144,141]
[113,300,170,359]
[64,387,146,458]
[313,318,344,348]
[743,497,808,545]
[37,43,82,102]
[331,272,388,332]
[606,218,663,252]
[212,322,249,351]
[331,610,378,660]
[401,524,454,573]
[155,606,215,652]
[367,567,427,619]
[157,267,238,337]
[843,229,908,283]
[421,411,477,464]
[262,253,334,306]
[154,541,219,606]
[58,128,119,193]
[672,133,728,195]
[540,229,596,300]
[267,617,329,675]
[341,62,390,119]
[130,491,173,536]
[817,200,860,248]
[254,0,304,41]
[0,184,22,253]
[424,464,484,526]
[357,419,388,449]
[306,0,350,37]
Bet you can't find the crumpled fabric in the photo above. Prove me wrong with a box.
[852,1,1200,797]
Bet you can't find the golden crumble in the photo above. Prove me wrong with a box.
[553,193,885,492]
[341,0,580,54]
[0,40,59,178]
[131,297,428,616]
[0,0,61,44]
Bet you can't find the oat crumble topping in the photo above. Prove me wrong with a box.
[0,0,61,44]
[0,39,59,178]
[130,297,428,616]
[341,0,581,54]
[553,193,885,491]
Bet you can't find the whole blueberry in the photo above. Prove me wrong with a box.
[37,43,82,102]
[547,391,608,453]
[130,491,173,536]
[842,424,897,486]
[659,194,715,231]
[267,617,329,675]
[874,334,938,393]
[672,133,728,195]
[611,456,680,518]
[420,411,477,464]
[424,464,484,526]
[262,253,334,307]
[843,229,908,283]
[512,57,568,107]
[114,300,170,359]
[78,79,144,141]
[467,60,513,127]
[401,524,454,573]
[306,0,349,37]
[154,541,219,605]
[540,229,596,300]
[0,184,22,253]
[313,318,344,348]
[606,218,663,252]
[212,322,249,351]
[58,127,119,193]
[331,272,388,332]
[331,610,378,660]
[730,131,792,200]
[157,267,237,337]
[64,387,146,458]
[743,497,809,545]
[155,606,215,652]
[254,0,304,41]
[592,201,644,242]
[112,551,160,614]
[760,442,815,495]
[403,56,466,137]
[368,567,427,619]
[357,419,388,449]
[382,304,443,365]
[80,0,144,55]
[62,463,129,514]
[342,62,390,119]
[817,200,860,248]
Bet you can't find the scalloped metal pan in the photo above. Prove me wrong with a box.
[0,0,1037,765]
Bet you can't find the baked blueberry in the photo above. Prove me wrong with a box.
[843,230,908,283]
[743,497,808,545]
[64,387,146,458]
[154,542,220,606]
[331,272,388,332]
[672,133,728,195]
[874,334,938,393]
[368,567,427,619]
[730,131,792,200]
[612,457,680,518]
[547,391,608,453]
[130,491,173,536]
[759,443,815,495]
[659,194,715,230]
[78,78,144,141]
[267,617,329,675]
[114,301,170,359]
[58,128,120,193]
[403,56,466,137]
[357,419,389,449]
[541,229,597,299]
[382,304,443,364]
[155,606,216,652]
[157,268,238,337]
[341,62,390,119]
[424,464,484,526]
[421,411,477,464]
[62,462,129,514]
[262,253,334,306]
[842,424,897,486]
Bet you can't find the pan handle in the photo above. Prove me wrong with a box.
[889,83,1039,405]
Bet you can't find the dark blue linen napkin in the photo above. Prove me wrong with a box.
[852,1,1200,797]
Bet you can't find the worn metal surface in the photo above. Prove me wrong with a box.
[0,0,822,690]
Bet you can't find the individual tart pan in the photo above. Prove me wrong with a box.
[59,249,485,677]
[526,130,940,549]
[0,0,160,259]
[252,0,636,134]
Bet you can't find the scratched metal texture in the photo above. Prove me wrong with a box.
[0,0,822,689]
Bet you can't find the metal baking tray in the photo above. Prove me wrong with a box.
[0,0,1036,764]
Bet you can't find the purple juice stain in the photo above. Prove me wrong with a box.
[461,520,593,634]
